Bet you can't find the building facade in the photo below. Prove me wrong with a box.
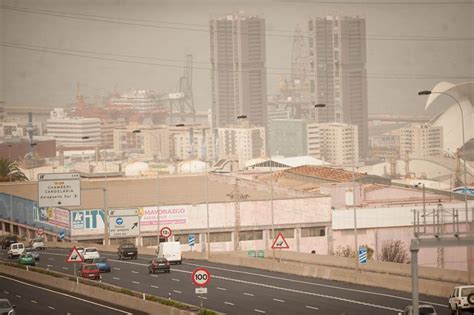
[308,16,368,157]
[210,13,267,128]
[307,123,359,165]
[170,125,213,161]
[269,119,307,157]
[399,124,443,159]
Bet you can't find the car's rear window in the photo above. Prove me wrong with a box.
[95,258,106,263]
[461,287,474,296]
[121,244,135,248]
[86,248,97,252]
[85,265,97,270]
[0,300,11,308]
[419,307,435,315]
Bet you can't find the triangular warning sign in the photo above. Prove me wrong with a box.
[65,246,84,263]
[271,232,289,249]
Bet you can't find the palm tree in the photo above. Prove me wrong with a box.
[0,158,28,182]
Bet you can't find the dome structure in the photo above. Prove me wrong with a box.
[177,160,208,174]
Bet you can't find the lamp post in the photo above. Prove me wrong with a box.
[175,124,211,258]
[8,145,12,225]
[351,125,359,272]
[83,136,109,246]
[418,90,472,283]
[133,129,161,248]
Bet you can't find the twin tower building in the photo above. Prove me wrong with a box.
[209,13,368,158]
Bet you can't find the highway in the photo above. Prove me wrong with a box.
[0,248,448,314]
[0,274,145,315]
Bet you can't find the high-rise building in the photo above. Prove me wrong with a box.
[216,126,266,169]
[308,16,368,157]
[399,124,443,159]
[210,13,267,128]
[307,122,358,165]
[170,125,213,161]
[269,119,307,157]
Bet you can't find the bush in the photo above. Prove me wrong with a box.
[378,240,409,263]
[334,245,355,258]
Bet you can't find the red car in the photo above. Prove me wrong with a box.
[79,263,101,280]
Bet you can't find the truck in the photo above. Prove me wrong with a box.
[157,241,182,264]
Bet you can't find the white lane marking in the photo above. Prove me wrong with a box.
[198,296,207,300]
[131,271,139,274]
[150,285,159,289]
[132,281,140,284]
[31,300,38,303]
[183,261,445,308]
[3,291,8,294]
[48,306,55,310]
[173,290,182,294]
[255,309,266,313]
[15,295,21,298]
[0,275,132,315]
[172,278,180,282]
[114,268,121,271]
[217,287,227,291]
[62,267,69,270]
[273,298,285,303]
[306,305,319,310]
[151,275,159,278]
[244,293,254,296]
[48,258,54,260]
[224,301,235,306]
[113,277,121,280]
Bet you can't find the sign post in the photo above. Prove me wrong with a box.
[36,228,44,237]
[271,232,290,262]
[192,268,211,312]
[188,234,195,251]
[109,209,140,238]
[65,246,84,277]
[359,246,368,265]
[38,173,81,207]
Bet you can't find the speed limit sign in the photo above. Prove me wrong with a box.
[192,268,211,287]
[160,227,172,239]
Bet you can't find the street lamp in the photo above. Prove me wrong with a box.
[174,124,211,258]
[8,144,12,225]
[133,129,161,249]
[82,136,109,246]
[418,89,472,303]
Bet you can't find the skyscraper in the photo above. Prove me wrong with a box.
[210,13,267,128]
[308,16,368,157]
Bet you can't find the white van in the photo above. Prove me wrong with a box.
[8,243,25,259]
[157,241,182,264]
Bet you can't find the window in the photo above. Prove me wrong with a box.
[210,232,232,243]
[239,230,263,241]
[269,228,294,239]
[175,234,200,244]
[301,227,326,237]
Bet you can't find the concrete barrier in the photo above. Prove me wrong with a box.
[0,264,198,315]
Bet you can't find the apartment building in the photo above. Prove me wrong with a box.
[399,124,443,159]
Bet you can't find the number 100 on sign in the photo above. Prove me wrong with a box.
[192,268,211,287]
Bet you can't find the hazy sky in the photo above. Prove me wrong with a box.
[1,0,473,115]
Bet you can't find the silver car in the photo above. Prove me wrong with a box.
[0,299,16,315]
[24,247,40,261]
[403,304,437,315]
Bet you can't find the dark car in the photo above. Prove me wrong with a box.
[118,243,138,260]
[148,257,170,274]
[92,257,111,273]
[1,236,18,249]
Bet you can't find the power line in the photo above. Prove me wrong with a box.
[2,5,473,41]
[3,42,473,80]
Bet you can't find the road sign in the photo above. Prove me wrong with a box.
[359,246,368,265]
[38,172,81,207]
[59,230,65,240]
[195,287,207,294]
[271,232,290,249]
[109,209,139,216]
[109,215,139,237]
[65,246,84,263]
[36,228,44,236]
[192,268,211,287]
[160,227,172,239]
[188,234,195,247]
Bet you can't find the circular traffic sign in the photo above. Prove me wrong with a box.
[37,228,44,236]
[116,217,124,225]
[192,268,211,287]
[160,227,172,239]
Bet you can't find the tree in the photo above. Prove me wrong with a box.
[0,158,28,182]
[378,240,409,263]
[334,245,356,258]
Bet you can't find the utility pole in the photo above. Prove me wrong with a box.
[227,179,249,251]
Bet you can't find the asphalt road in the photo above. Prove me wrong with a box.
[0,274,146,315]
[0,248,449,314]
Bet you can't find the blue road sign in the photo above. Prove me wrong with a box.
[188,234,195,247]
[116,217,124,225]
[59,230,65,240]
[359,246,367,265]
